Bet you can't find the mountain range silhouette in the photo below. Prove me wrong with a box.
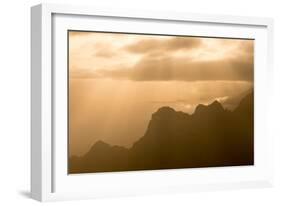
[69,91,254,174]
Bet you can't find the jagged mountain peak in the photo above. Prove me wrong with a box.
[209,100,224,110]
[155,106,176,114]
[152,106,176,120]
[152,106,190,121]
[194,100,224,115]
[89,140,110,151]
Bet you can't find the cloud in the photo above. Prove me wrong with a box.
[94,49,117,58]
[69,32,254,82]
[131,54,253,81]
[125,37,202,54]
[72,53,253,82]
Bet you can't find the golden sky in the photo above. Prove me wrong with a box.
[69,31,254,156]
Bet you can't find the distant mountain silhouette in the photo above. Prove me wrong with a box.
[222,88,253,110]
[69,91,254,174]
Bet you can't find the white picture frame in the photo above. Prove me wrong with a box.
[31,3,274,202]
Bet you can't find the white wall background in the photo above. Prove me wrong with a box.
[0,0,280,205]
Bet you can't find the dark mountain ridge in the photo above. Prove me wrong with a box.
[69,92,254,173]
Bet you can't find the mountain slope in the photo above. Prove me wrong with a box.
[69,92,254,174]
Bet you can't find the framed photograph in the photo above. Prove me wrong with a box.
[31,3,274,201]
